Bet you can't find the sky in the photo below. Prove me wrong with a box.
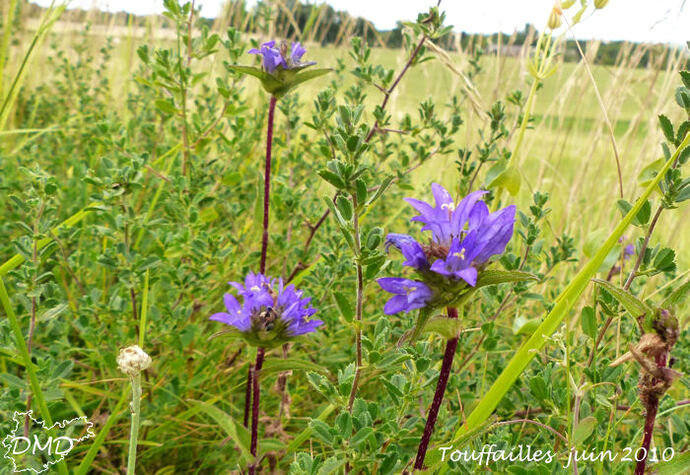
[30,0,690,45]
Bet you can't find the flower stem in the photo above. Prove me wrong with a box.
[634,352,667,475]
[127,373,142,475]
[249,347,265,475]
[244,93,277,434]
[414,306,459,470]
[260,95,278,274]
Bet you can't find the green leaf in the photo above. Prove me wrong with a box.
[638,158,665,188]
[529,376,548,401]
[616,199,651,226]
[487,165,521,196]
[318,169,346,189]
[581,306,597,339]
[513,315,541,336]
[475,270,538,288]
[422,316,463,339]
[40,303,68,321]
[288,68,332,93]
[335,196,353,221]
[653,450,690,475]
[660,279,690,310]
[318,456,347,475]
[365,175,394,207]
[190,400,251,461]
[592,279,653,319]
[573,416,597,445]
[286,404,335,452]
[659,114,675,144]
[350,426,374,447]
[441,132,690,467]
[332,291,354,322]
[310,419,333,444]
[681,70,690,89]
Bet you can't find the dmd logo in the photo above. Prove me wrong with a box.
[2,411,95,473]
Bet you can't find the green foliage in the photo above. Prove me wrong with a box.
[0,2,688,474]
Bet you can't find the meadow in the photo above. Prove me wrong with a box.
[0,1,689,474]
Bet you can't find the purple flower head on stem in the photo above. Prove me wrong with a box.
[430,204,516,286]
[248,41,285,73]
[211,272,323,347]
[377,277,433,315]
[248,40,316,74]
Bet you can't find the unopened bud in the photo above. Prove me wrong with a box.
[594,0,609,9]
[117,345,152,376]
[547,6,562,30]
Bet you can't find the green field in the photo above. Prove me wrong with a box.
[1,1,689,474]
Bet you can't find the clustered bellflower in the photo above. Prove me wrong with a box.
[249,40,315,73]
[230,39,329,99]
[378,184,516,314]
[210,272,323,347]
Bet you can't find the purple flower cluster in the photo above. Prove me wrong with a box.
[210,273,323,342]
[378,184,516,314]
[249,40,315,74]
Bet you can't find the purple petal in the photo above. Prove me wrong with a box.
[450,190,488,234]
[383,295,409,315]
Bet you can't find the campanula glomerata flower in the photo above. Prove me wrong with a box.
[210,272,323,347]
[377,277,433,314]
[248,40,316,74]
[379,184,516,314]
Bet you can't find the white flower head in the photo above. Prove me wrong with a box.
[117,345,152,376]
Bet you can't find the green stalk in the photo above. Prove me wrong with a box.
[0,2,66,131]
[139,270,150,347]
[127,373,143,474]
[0,0,18,99]
[0,277,69,475]
[434,132,690,473]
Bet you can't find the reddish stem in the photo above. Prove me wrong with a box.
[634,352,667,475]
[249,347,265,475]
[260,95,277,274]
[414,306,459,470]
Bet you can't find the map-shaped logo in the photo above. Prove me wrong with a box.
[2,411,95,473]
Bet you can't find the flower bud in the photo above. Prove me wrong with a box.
[594,0,609,9]
[547,6,562,30]
[117,345,152,376]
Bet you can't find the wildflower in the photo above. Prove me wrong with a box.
[210,272,322,347]
[249,40,317,74]
[377,277,433,315]
[117,345,152,377]
[624,243,635,259]
[230,39,328,99]
[379,183,516,312]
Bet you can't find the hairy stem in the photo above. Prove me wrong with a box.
[260,95,277,274]
[249,347,265,475]
[414,306,459,470]
[127,373,143,475]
